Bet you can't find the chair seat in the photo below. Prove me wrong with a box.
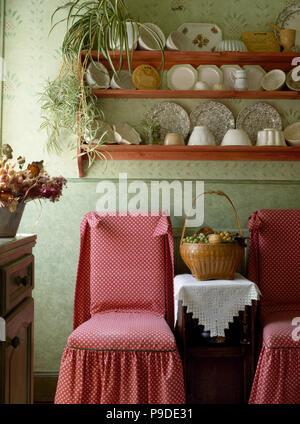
[263,310,300,349]
[68,312,177,352]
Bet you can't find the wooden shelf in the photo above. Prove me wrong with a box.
[83,50,299,71]
[78,145,300,173]
[93,89,300,99]
[78,51,300,176]
[82,51,300,100]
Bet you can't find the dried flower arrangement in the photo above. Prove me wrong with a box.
[0,144,67,212]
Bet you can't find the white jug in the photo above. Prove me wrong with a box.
[188,126,216,146]
[231,69,248,91]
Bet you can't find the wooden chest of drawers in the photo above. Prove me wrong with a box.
[0,235,36,404]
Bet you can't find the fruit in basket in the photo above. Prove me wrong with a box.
[183,232,209,244]
[218,231,234,243]
[196,226,214,236]
[208,234,222,244]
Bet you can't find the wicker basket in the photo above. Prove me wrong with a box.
[180,191,245,281]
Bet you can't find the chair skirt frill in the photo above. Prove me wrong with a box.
[249,346,300,404]
[55,346,185,404]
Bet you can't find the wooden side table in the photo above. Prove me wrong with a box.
[174,274,259,404]
[0,235,37,404]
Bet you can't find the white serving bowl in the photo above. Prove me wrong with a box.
[221,129,252,146]
[166,31,187,50]
[110,71,136,90]
[286,69,300,91]
[215,40,248,52]
[86,62,110,89]
[188,126,216,146]
[256,128,286,146]
[138,23,166,50]
[284,122,300,146]
[261,70,286,91]
[109,22,138,50]
[194,81,210,90]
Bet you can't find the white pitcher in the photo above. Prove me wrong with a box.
[231,69,248,91]
[188,126,216,146]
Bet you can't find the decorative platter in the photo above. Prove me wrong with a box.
[275,3,300,51]
[236,102,282,145]
[132,64,161,90]
[220,65,242,90]
[190,101,235,145]
[167,64,198,90]
[176,23,222,51]
[148,102,191,143]
[243,65,266,91]
[197,65,223,89]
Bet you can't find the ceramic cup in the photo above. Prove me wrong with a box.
[164,133,185,146]
[221,129,252,146]
[231,69,248,91]
[188,126,216,146]
[256,128,286,146]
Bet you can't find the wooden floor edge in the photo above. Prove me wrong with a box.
[34,372,58,404]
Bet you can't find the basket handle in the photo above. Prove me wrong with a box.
[180,190,243,245]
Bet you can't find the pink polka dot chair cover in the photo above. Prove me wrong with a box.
[248,210,300,404]
[54,211,185,404]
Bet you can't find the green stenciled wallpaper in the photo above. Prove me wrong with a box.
[2,0,300,372]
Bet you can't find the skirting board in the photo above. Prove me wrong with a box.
[34,372,58,403]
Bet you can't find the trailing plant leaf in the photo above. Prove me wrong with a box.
[39,57,106,157]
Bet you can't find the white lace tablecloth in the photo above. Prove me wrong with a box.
[174,273,261,337]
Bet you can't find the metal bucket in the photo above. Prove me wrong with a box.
[0,202,25,238]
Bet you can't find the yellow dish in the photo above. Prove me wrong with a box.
[132,64,160,90]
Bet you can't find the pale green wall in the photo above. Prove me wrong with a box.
[2,0,300,372]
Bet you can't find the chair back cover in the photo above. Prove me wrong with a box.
[248,209,300,320]
[73,211,174,330]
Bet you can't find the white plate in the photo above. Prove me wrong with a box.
[236,102,282,145]
[167,65,197,90]
[86,62,110,89]
[138,23,166,50]
[243,65,266,91]
[221,65,242,90]
[197,65,223,89]
[110,71,136,90]
[176,23,222,51]
[190,101,235,145]
[148,102,191,143]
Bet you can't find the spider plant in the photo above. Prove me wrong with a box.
[51,0,165,73]
[40,57,109,162]
[41,0,165,165]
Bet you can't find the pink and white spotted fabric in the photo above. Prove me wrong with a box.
[55,212,185,404]
[248,210,300,404]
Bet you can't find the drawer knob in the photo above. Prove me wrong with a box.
[15,276,29,287]
[7,337,20,349]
